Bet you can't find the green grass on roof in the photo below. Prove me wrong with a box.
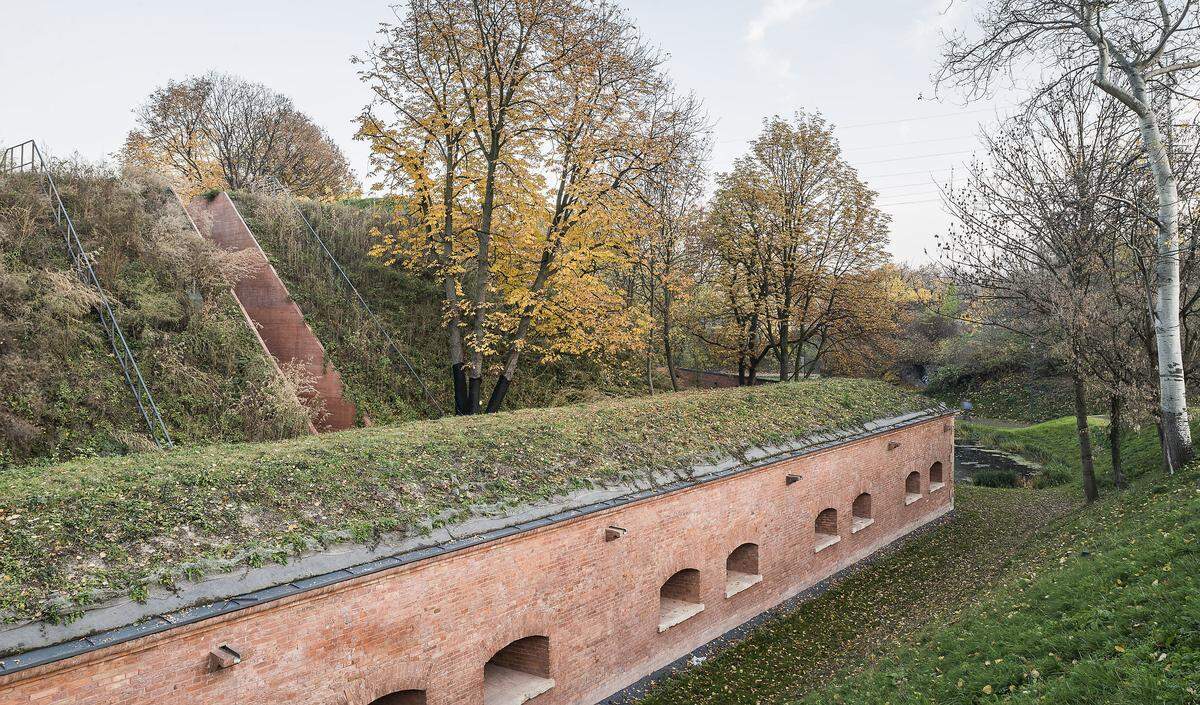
[0,378,931,626]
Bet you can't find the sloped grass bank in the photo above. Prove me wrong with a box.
[0,379,928,626]
[800,467,1200,705]
[633,486,1080,705]
[0,169,309,464]
[232,192,656,424]
[960,416,1157,489]
[635,418,1197,705]
[927,370,1075,424]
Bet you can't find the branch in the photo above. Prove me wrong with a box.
[1146,58,1200,77]
[1099,194,1163,229]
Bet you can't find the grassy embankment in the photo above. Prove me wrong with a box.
[0,168,309,465]
[926,369,1075,423]
[232,192,656,425]
[635,417,1198,705]
[0,378,926,627]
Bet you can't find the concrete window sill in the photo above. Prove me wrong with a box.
[851,517,874,533]
[484,665,555,705]
[905,493,922,505]
[814,534,841,553]
[658,598,705,632]
[929,482,946,492]
[725,571,763,598]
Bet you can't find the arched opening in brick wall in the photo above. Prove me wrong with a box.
[851,493,874,533]
[929,461,946,491]
[814,508,840,552]
[368,691,426,705]
[725,543,762,598]
[659,568,704,632]
[484,635,554,705]
[905,470,922,504]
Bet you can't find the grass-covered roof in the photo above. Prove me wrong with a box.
[0,378,933,625]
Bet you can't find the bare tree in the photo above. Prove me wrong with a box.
[631,93,711,392]
[938,0,1200,471]
[938,88,1149,501]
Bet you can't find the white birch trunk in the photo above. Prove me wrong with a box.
[1132,78,1193,472]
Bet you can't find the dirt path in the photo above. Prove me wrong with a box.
[633,486,1081,705]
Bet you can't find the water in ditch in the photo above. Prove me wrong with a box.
[954,443,1042,485]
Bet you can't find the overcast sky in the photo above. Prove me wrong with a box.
[0,0,1018,263]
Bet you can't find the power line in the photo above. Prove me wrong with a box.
[838,105,1016,130]
[842,135,978,152]
[853,150,976,166]
[860,166,960,179]
[716,105,1016,144]
[873,180,946,192]
[877,197,943,207]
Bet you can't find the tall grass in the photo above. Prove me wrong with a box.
[0,166,309,464]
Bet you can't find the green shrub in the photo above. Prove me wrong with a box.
[974,468,1019,487]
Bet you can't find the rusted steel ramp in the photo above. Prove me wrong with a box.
[188,192,359,432]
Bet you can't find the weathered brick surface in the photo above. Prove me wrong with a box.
[187,193,358,431]
[0,416,954,705]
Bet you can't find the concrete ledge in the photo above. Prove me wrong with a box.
[724,572,763,599]
[851,517,875,534]
[905,493,922,505]
[658,600,705,632]
[484,665,554,705]
[813,535,841,553]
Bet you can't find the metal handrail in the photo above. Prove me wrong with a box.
[2,140,174,448]
[258,176,442,417]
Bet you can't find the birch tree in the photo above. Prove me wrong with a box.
[937,0,1200,470]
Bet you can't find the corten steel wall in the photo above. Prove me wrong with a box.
[0,416,954,705]
[187,193,358,431]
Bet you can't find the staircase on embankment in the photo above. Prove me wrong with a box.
[187,192,359,432]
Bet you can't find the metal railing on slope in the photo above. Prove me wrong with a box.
[256,176,442,417]
[2,140,174,448]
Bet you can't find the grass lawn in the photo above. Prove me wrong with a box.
[635,418,1199,705]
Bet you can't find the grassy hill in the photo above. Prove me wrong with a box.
[231,191,656,424]
[0,378,928,625]
[0,168,655,464]
[634,418,1199,705]
[926,368,1076,423]
[0,167,309,464]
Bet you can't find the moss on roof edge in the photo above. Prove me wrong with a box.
[0,379,935,626]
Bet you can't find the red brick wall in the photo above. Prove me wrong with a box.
[0,416,954,705]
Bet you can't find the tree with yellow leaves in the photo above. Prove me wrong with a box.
[692,113,895,382]
[359,0,697,413]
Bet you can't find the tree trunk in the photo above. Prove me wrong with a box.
[662,289,678,392]
[646,349,655,395]
[1110,394,1124,489]
[467,152,501,415]
[777,318,790,382]
[1073,369,1099,503]
[1131,77,1193,472]
[442,152,470,416]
